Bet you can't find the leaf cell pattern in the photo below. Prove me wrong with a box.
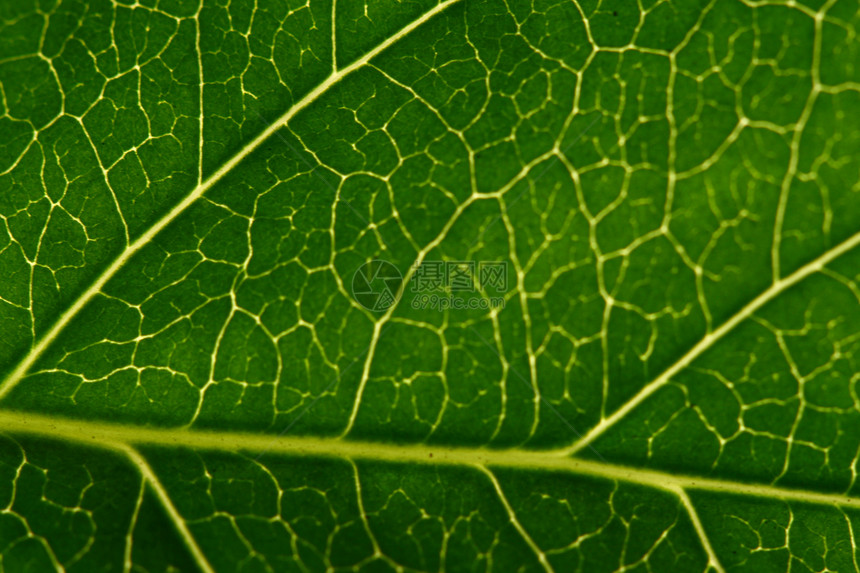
[1,0,860,571]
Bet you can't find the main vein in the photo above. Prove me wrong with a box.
[0,0,462,402]
[3,409,859,509]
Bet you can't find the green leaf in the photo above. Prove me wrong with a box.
[1,0,859,571]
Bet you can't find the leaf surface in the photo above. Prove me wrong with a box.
[1,0,860,571]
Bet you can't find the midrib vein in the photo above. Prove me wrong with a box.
[0,0,462,401]
[2,409,859,510]
[561,227,860,456]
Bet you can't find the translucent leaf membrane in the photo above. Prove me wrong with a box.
[1,0,859,570]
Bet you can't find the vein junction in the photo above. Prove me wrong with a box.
[0,0,859,569]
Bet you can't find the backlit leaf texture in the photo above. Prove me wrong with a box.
[1,0,860,571]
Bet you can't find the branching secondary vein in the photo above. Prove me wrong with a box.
[0,0,463,404]
[115,443,215,573]
[560,227,860,456]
